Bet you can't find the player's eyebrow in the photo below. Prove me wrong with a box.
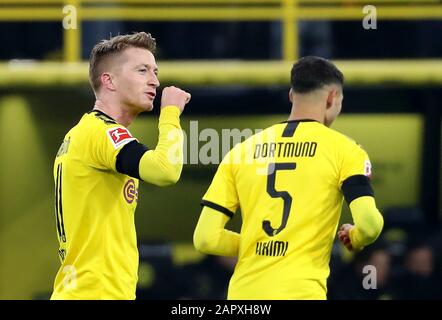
[137,63,158,74]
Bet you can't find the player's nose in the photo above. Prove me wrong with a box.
[149,72,160,88]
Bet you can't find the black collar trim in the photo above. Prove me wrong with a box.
[88,109,117,123]
[280,119,319,124]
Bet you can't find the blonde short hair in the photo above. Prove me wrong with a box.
[89,32,156,93]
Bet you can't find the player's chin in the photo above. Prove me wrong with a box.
[140,101,154,112]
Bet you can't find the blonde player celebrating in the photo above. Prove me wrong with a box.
[194,56,383,300]
[51,32,190,300]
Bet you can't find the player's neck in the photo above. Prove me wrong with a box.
[288,104,325,124]
[93,99,136,127]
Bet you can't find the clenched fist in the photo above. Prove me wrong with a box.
[337,223,354,251]
[161,86,191,113]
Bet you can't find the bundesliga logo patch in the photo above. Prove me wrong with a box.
[364,160,372,178]
[107,127,136,149]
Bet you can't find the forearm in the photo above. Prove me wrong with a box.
[193,207,240,257]
[349,196,384,250]
[139,106,183,186]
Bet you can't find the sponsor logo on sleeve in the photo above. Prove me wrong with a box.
[364,160,372,178]
[107,127,136,149]
[124,179,138,204]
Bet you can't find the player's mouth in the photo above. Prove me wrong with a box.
[145,92,156,99]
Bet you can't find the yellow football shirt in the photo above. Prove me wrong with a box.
[201,120,373,300]
[51,110,141,300]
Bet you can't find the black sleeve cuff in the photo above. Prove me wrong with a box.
[116,140,149,179]
[201,200,234,219]
[342,175,374,205]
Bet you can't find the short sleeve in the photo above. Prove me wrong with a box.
[89,124,137,171]
[339,142,374,204]
[201,150,239,218]
[339,142,372,186]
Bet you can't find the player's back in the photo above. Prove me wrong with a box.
[51,111,139,300]
[227,119,364,299]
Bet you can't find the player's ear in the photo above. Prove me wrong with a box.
[289,88,293,103]
[326,89,337,109]
[101,72,116,91]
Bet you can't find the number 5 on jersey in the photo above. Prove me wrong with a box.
[263,162,296,237]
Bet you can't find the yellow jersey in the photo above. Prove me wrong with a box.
[51,110,141,300]
[201,119,373,300]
